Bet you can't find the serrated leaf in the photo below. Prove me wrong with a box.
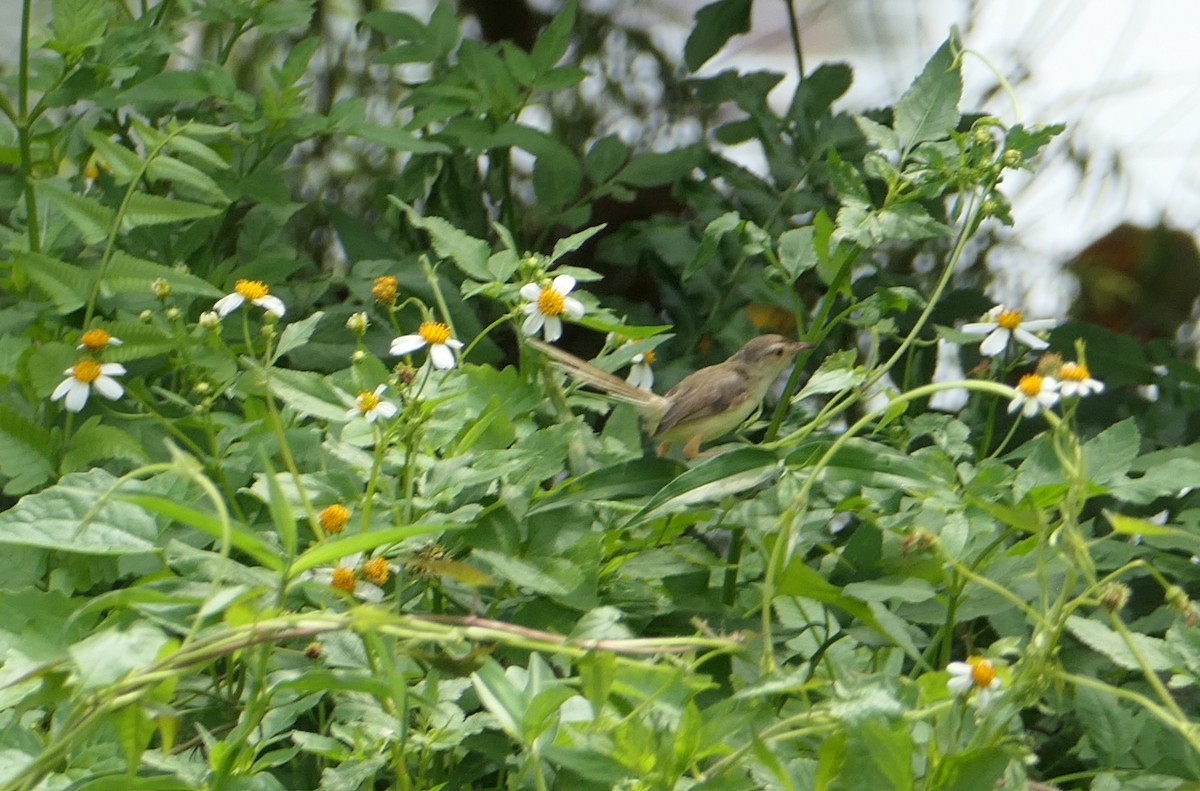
[121,191,222,229]
[272,311,324,363]
[104,250,223,298]
[777,227,818,280]
[894,36,962,153]
[164,133,232,171]
[798,349,864,399]
[0,469,160,554]
[61,418,149,473]
[684,0,752,70]
[13,251,93,313]
[36,179,115,244]
[84,130,144,183]
[1066,615,1176,671]
[69,622,170,690]
[0,406,56,494]
[263,366,350,422]
[390,198,491,280]
[549,224,606,264]
[146,154,230,205]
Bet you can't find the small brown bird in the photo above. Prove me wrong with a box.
[528,335,811,458]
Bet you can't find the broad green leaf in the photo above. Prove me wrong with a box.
[272,311,324,363]
[117,493,283,571]
[472,549,583,597]
[684,0,752,70]
[624,447,781,525]
[894,36,962,153]
[346,123,452,154]
[529,0,576,72]
[584,135,629,184]
[684,211,744,281]
[1074,685,1137,769]
[164,132,232,171]
[617,146,706,188]
[472,659,524,738]
[69,621,169,690]
[103,250,224,298]
[1066,615,1176,671]
[84,130,144,183]
[263,366,351,422]
[146,154,230,204]
[0,406,56,494]
[121,192,222,228]
[1104,510,1175,538]
[36,179,114,244]
[533,147,583,210]
[0,469,159,554]
[797,349,864,400]
[529,457,679,514]
[777,227,818,280]
[61,417,149,473]
[12,251,92,313]
[390,198,491,280]
[1083,417,1140,487]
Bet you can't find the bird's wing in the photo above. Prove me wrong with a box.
[656,365,747,436]
[526,338,666,414]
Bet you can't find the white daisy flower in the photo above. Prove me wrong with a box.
[346,384,398,422]
[520,274,586,342]
[626,350,655,390]
[307,554,384,603]
[1056,362,1104,398]
[947,657,1003,707]
[1007,373,1059,418]
[390,321,463,370]
[213,279,286,318]
[962,305,1056,357]
[51,360,126,412]
[77,329,123,351]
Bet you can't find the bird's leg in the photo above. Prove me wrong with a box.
[681,435,704,460]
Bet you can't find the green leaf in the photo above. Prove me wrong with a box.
[263,366,350,422]
[346,123,452,154]
[1066,615,1176,671]
[291,525,457,576]
[146,154,230,205]
[530,0,576,73]
[618,146,706,188]
[529,457,679,514]
[684,0,752,70]
[584,135,630,184]
[36,179,114,244]
[164,132,232,172]
[777,227,818,280]
[272,311,324,363]
[624,447,781,525]
[390,198,491,280]
[103,250,224,298]
[472,549,583,597]
[69,622,169,690]
[472,659,524,738]
[684,211,744,281]
[1104,510,1175,538]
[84,130,145,183]
[121,191,223,228]
[0,406,56,495]
[894,36,962,153]
[1083,417,1140,487]
[533,147,583,210]
[118,69,229,108]
[549,224,607,264]
[13,251,92,313]
[61,418,149,473]
[797,350,864,400]
[0,469,159,554]
[117,493,283,571]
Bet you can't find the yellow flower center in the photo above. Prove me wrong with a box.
[84,163,100,180]
[330,566,357,594]
[1060,362,1091,382]
[996,309,1024,330]
[642,350,657,365]
[419,321,452,345]
[72,359,102,384]
[537,287,566,317]
[362,557,391,586]
[235,279,270,300]
[372,275,398,303]
[1017,373,1044,397]
[968,656,997,688]
[319,504,350,533]
[80,329,112,350]
[356,389,382,412]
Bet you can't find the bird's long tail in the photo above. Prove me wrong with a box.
[525,338,667,419]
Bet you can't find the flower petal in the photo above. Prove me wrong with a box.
[550,274,576,295]
[375,401,398,419]
[562,297,585,320]
[1006,395,1024,414]
[99,363,127,376]
[213,293,244,317]
[541,316,563,342]
[522,313,545,337]
[255,295,287,317]
[960,321,996,336]
[63,381,89,412]
[520,283,543,301]
[429,343,457,370]
[92,376,124,401]
[1020,318,1058,332]
[390,334,427,355]
[978,329,1010,357]
[1012,328,1050,350]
